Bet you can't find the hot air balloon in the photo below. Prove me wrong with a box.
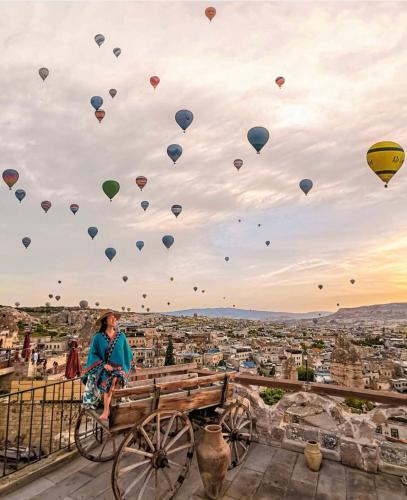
[234,159,243,171]
[171,204,182,218]
[146,308,150,313]
[45,302,51,308]
[49,294,53,299]
[205,6,216,21]
[15,189,26,203]
[55,296,61,301]
[233,305,236,308]
[275,76,285,88]
[15,302,20,307]
[105,247,116,262]
[175,110,193,132]
[79,300,88,309]
[41,200,52,213]
[193,287,198,292]
[150,76,160,89]
[167,144,183,164]
[136,241,144,251]
[102,180,120,201]
[162,235,174,250]
[366,141,405,187]
[39,67,49,81]
[170,277,174,281]
[318,284,323,290]
[337,303,340,307]
[113,47,121,58]
[70,203,79,215]
[247,127,269,154]
[127,308,131,312]
[94,34,105,47]
[90,96,103,111]
[58,280,62,284]
[299,179,313,196]
[265,241,270,246]
[202,290,205,293]
[258,224,261,227]
[141,305,145,309]
[135,176,147,190]
[95,109,105,123]
[2,169,19,190]
[350,279,355,285]
[88,227,98,240]
[22,237,31,249]
[238,219,242,223]
[95,302,100,307]
[142,294,147,299]
[141,201,149,211]
[225,256,230,262]
[121,306,125,312]
[109,89,117,98]
[313,318,318,325]
[122,276,128,282]
[167,302,170,306]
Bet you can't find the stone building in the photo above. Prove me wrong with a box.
[330,335,364,388]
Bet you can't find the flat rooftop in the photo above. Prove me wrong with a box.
[5,442,406,500]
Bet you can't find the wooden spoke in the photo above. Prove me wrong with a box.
[119,459,150,476]
[156,412,161,449]
[123,446,153,458]
[161,412,176,448]
[137,467,154,500]
[166,442,192,455]
[141,427,155,453]
[238,419,250,430]
[168,459,183,468]
[165,424,189,452]
[161,467,174,491]
[233,441,239,463]
[124,464,151,498]
[237,441,248,452]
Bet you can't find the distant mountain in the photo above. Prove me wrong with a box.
[324,302,407,322]
[163,308,330,321]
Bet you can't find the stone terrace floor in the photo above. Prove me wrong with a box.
[4,443,407,500]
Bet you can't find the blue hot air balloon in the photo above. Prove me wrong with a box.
[162,235,174,249]
[167,144,183,164]
[247,126,270,154]
[136,241,144,251]
[175,110,193,132]
[88,227,98,240]
[141,201,149,211]
[90,96,103,111]
[105,247,116,262]
[22,237,31,249]
[171,204,182,218]
[15,189,26,203]
[299,179,313,196]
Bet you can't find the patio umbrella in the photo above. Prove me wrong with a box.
[22,332,31,362]
[65,338,81,379]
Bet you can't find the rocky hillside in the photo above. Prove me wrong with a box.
[325,302,407,323]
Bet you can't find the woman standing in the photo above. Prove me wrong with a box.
[81,310,133,425]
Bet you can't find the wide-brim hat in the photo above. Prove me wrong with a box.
[94,309,121,330]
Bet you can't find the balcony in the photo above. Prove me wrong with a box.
[4,441,406,499]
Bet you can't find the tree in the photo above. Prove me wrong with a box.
[260,388,285,406]
[164,338,175,366]
[297,365,315,382]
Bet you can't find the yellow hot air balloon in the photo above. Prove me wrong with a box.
[366,141,405,187]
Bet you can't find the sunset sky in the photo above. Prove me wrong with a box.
[1,1,407,313]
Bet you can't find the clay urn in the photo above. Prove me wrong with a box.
[304,440,322,472]
[197,424,231,499]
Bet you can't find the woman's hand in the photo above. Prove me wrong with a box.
[104,364,113,371]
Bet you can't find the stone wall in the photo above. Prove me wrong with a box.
[236,384,407,475]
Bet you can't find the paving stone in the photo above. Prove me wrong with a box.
[253,483,284,499]
[68,472,112,499]
[346,468,378,500]
[44,456,90,483]
[244,443,275,473]
[80,459,114,478]
[93,489,115,500]
[285,479,316,499]
[224,468,263,499]
[193,479,231,499]
[292,455,318,485]
[271,448,298,467]
[5,478,55,500]
[31,471,94,500]
[315,460,346,500]
[375,474,407,500]
[262,461,292,492]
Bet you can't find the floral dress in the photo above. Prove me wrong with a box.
[81,331,134,409]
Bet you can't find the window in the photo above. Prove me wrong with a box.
[390,428,399,439]
[376,425,382,434]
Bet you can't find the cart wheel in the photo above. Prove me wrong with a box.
[219,401,252,469]
[112,410,194,500]
[74,408,120,462]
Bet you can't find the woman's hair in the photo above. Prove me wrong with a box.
[99,317,108,333]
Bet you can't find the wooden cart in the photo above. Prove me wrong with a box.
[74,363,253,500]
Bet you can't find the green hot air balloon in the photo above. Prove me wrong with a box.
[102,180,120,201]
